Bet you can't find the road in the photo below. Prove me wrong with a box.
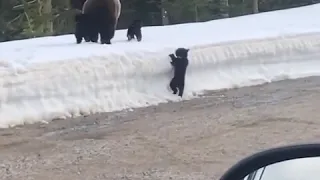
[1,77,320,180]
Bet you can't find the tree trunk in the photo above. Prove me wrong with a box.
[220,0,229,18]
[194,4,198,22]
[161,8,169,25]
[160,0,169,25]
[252,0,259,13]
[42,0,53,35]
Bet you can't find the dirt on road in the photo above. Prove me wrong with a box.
[1,77,320,180]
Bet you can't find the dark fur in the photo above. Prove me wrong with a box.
[127,20,142,42]
[169,48,189,97]
[74,0,121,44]
[74,14,92,43]
[70,0,87,10]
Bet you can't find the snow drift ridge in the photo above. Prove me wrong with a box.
[1,32,320,128]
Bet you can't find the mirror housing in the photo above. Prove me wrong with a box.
[220,143,320,180]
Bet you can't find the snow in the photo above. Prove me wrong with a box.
[1,4,320,128]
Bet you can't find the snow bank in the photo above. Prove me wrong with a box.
[1,4,320,128]
[2,33,320,128]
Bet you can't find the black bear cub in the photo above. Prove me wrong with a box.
[75,14,90,44]
[74,13,99,44]
[169,48,189,97]
[127,20,142,42]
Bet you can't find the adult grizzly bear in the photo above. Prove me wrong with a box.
[71,0,121,44]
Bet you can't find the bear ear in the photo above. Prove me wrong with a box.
[186,49,190,52]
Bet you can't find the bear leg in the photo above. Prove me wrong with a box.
[100,25,114,45]
[135,31,142,42]
[177,83,185,97]
[76,37,82,44]
[75,33,83,44]
[136,33,142,42]
[127,34,134,41]
[90,32,99,43]
[84,36,90,42]
[75,25,83,44]
[86,23,98,43]
[101,38,111,44]
[100,30,111,44]
[170,79,178,94]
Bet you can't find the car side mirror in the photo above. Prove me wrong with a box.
[220,143,320,180]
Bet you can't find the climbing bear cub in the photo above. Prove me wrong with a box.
[169,48,189,97]
[127,19,142,42]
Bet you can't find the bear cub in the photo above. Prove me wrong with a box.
[74,13,99,44]
[168,48,189,97]
[74,14,90,44]
[127,20,142,42]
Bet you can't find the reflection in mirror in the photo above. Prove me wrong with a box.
[243,157,320,180]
